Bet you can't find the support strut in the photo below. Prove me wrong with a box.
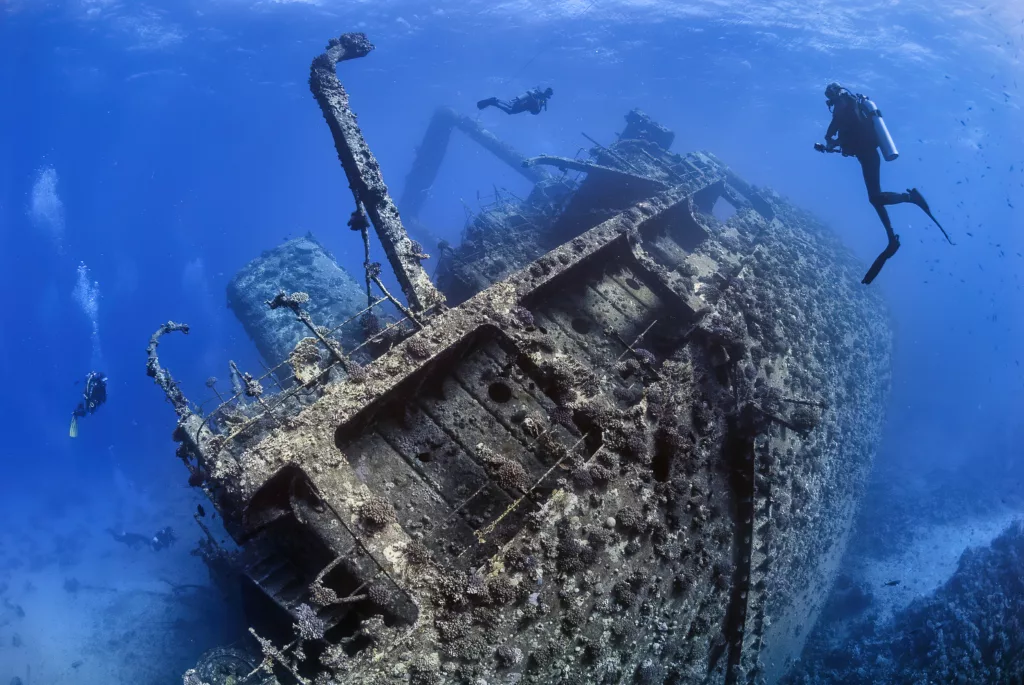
[309,33,446,315]
[400,107,551,220]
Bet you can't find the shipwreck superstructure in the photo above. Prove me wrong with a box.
[156,33,892,685]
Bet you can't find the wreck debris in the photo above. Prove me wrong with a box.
[228,361,246,402]
[146,321,192,418]
[227,235,367,370]
[309,33,445,315]
[619,109,675,151]
[523,153,669,191]
[248,628,308,684]
[582,131,649,177]
[349,202,376,309]
[205,377,225,404]
[159,32,893,685]
[267,290,347,367]
[187,646,269,685]
[401,106,551,222]
[147,321,224,487]
[363,261,424,329]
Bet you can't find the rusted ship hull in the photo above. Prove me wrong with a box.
[162,33,891,685]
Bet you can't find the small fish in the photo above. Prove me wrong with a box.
[197,504,206,517]
[72,660,84,669]
[883,580,901,587]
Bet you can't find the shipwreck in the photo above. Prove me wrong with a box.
[155,33,892,685]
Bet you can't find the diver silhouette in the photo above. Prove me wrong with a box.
[816,82,949,284]
[477,87,553,116]
[70,370,107,438]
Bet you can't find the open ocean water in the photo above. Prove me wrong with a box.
[1,1,1022,683]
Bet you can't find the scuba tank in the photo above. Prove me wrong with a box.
[856,95,899,161]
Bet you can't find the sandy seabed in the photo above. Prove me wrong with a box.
[0,474,236,685]
[852,509,1023,624]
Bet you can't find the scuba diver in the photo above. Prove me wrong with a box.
[477,87,553,116]
[816,82,950,284]
[69,370,107,438]
[107,526,177,551]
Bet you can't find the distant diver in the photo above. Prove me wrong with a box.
[107,526,177,551]
[69,370,107,438]
[477,87,553,116]
[815,82,951,285]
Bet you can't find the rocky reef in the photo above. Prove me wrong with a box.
[786,520,1024,684]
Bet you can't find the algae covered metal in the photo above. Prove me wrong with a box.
[157,32,891,685]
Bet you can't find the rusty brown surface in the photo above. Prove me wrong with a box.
[161,40,891,684]
[309,33,445,315]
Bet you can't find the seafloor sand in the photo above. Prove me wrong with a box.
[850,509,1022,624]
[0,471,235,684]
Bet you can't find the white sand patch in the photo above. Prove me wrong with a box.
[0,482,233,683]
[853,510,1023,624]
[0,546,217,683]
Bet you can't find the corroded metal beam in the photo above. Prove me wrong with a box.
[146,321,226,480]
[309,33,445,315]
[400,107,550,220]
[146,321,192,418]
[524,154,668,190]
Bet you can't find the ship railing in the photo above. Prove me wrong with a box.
[196,292,438,453]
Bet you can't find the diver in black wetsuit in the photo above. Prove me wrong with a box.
[477,87,553,116]
[70,370,107,438]
[107,526,177,551]
[818,82,938,284]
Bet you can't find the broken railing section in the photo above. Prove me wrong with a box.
[148,290,422,488]
[309,33,445,315]
[267,291,349,368]
[400,106,551,221]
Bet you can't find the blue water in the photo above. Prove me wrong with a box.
[1,1,1021,682]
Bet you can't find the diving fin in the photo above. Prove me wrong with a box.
[862,235,900,285]
[477,98,497,110]
[908,188,954,245]
[70,415,78,438]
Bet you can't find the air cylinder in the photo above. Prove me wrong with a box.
[859,98,899,161]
